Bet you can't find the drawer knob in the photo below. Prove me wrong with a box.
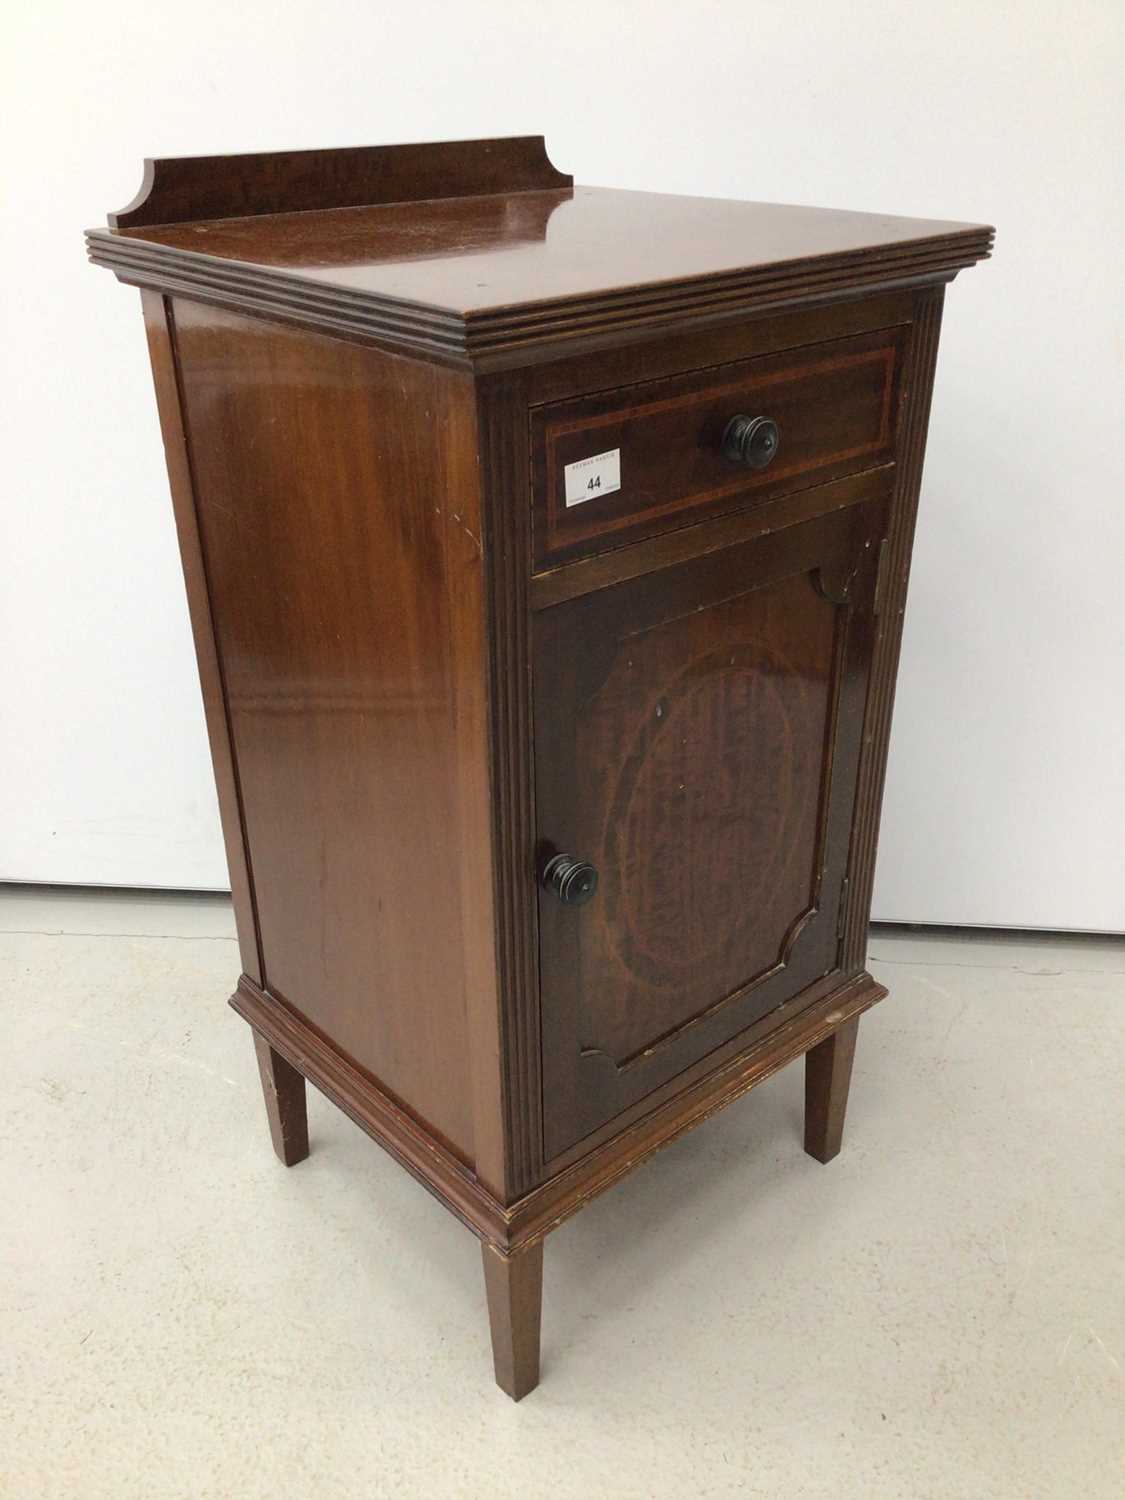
[721,414,780,470]
[541,853,599,907]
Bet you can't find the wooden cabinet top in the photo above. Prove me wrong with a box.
[87,135,992,368]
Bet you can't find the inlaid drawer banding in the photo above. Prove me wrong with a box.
[532,325,906,569]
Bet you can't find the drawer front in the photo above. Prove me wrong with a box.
[531,325,904,569]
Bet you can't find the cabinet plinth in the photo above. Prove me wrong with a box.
[88,136,992,1398]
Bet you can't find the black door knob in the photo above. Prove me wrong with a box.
[541,853,598,906]
[721,414,780,470]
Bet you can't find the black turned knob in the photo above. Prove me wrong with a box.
[541,853,598,907]
[721,414,780,470]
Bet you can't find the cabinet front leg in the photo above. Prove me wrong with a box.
[481,1240,544,1401]
[804,1015,859,1164]
[253,1032,310,1166]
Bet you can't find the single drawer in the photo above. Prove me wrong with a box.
[531,325,906,569]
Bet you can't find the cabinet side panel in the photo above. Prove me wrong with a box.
[841,286,945,963]
[168,299,491,1163]
[141,292,262,981]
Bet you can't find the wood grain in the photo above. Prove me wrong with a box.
[139,292,263,982]
[532,326,904,567]
[91,140,990,1397]
[481,1241,544,1401]
[505,970,886,1248]
[475,373,542,1200]
[253,1032,310,1166]
[531,467,896,611]
[525,291,915,404]
[231,965,886,1253]
[108,136,571,227]
[534,497,886,1157]
[169,299,493,1167]
[840,287,946,969]
[231,974,507,1243]
[87,148,992,367]
[804,1016,860,1164]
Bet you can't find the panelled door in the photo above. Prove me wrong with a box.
[534,495,887,1161]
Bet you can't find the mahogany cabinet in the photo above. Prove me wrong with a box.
[87,137,992,1399]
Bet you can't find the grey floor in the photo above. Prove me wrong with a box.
[2,887,1122,1499]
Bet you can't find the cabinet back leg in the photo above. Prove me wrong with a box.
[481,1240,544,1401]
[253,1032,310,1166]
[804,1015,859,1164]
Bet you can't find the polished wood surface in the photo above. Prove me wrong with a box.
[804,1016,860,1164]
[140,291,262,982]
[234,965,886,1254]
[481,1241,544,1401]
[90,137,990,1398]
[526,288,916,405]
[87,139,992,367]
[108,135,571,227]
[254,1033,310,1167]
[532,325,904,567]
[840,288,946,968]
[535,496,885,1157]
[531,468,895,612]
[169,299,497,1169]
[102,186,989,315]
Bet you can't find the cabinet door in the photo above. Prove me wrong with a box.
[534,496,886,1161]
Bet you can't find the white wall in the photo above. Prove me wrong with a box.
[3,1,1123,928]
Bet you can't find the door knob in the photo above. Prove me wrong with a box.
[721,414,780,469]
[541,853,598,906]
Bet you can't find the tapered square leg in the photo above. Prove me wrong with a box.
[804,1016,859,1164]
[253,1032,310,1166]
[481,1240,544,1401]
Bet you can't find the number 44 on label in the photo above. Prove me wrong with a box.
[564,449,622,508]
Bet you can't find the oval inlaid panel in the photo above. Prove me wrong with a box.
[573,572,838,1066]
[604,644,800,985]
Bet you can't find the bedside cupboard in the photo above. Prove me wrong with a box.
[87,136,992,1398]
